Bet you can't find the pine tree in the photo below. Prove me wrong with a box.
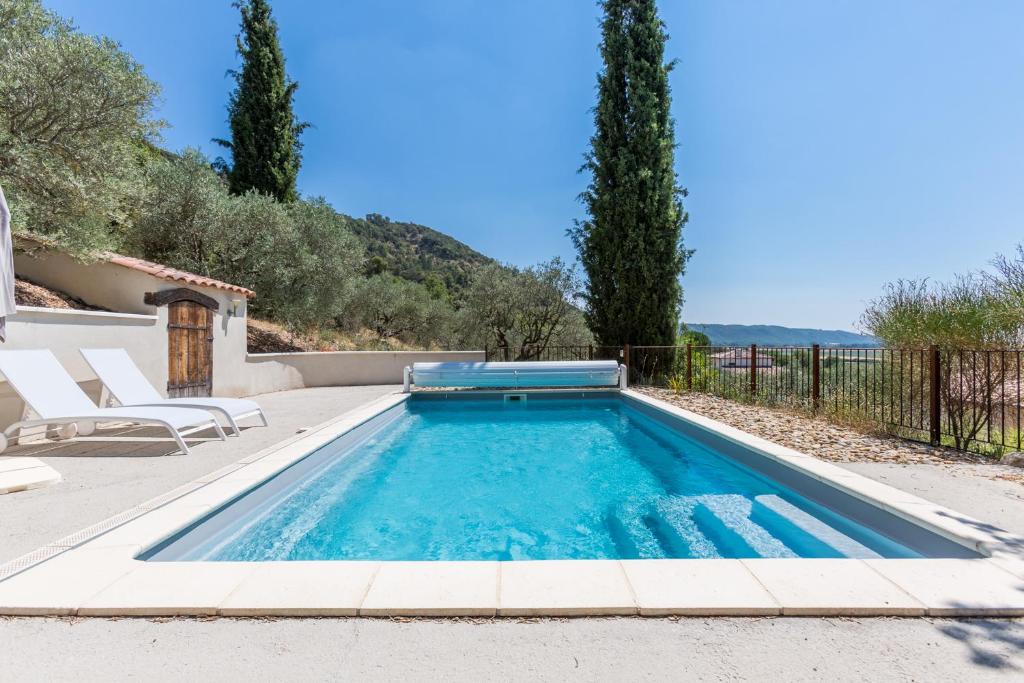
[572,0,689,346]
[217,0,306,202]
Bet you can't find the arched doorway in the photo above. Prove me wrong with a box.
[144,288,218,398]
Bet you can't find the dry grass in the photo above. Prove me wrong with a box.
[246,318,433,354]
[14,277,106,311]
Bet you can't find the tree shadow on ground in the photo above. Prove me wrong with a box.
[6,425,228,458]
[934,619,1024,670]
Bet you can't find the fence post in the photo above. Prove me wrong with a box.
[812,344,821,410]
[686,343,693,391]
[623,343,630,372]
[929,344,941,446]
[589,344,594,361]
[750,344,758,396]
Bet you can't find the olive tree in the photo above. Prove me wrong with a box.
[346,274,453,347]
[861,274,1023,449]
[128,152,363,329]
[0,0,161,253]
[461,259,592,360]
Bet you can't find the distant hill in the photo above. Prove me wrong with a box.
[349,213,495,298]
[686,323,880,347]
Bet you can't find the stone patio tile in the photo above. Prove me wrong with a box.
[360,561,498,617]
[499,560,636,616]
[0,456,61,494]
[865,559,1024,616]
[171,478,260,508]
[78,562,256,616]
[84,504,213,549]
[878,501,1020,555]
[0,546,137,615]
[988,553,1024,580]
[219,561,379,616]
[621,559,779,616]
[742,558,925,615]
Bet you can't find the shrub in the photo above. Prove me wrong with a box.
[0,0,161,253]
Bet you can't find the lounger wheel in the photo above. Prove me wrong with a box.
[77,420,96,436]
[0,433,6,454]
[56,423,78,440]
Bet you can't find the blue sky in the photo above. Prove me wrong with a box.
[45,0,1024,331]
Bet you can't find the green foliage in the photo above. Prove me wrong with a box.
[678,329,710,347]
[666,374,685,395]
[861,276,1021,349]
[346,274,454,347]
[127,151,362,329]
[0,0,161,254]
[365,254,388,276]
[461,259,592,359]
[349,213,494,301]
[216,0,306,202]
[860,249,1024,450]
[572,0,690,346]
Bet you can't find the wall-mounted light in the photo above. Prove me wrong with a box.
[228,299,244,317]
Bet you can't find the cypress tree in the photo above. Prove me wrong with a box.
[217,0,306,202]
[572,0,690,346]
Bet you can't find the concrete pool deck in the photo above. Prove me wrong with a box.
[2,387,1023,619]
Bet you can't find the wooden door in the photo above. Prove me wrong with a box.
[167,300,213,397]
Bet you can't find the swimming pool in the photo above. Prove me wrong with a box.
[146,392,975,562]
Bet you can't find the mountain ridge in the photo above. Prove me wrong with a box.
[348,213,495,298]
[687,323,880,347]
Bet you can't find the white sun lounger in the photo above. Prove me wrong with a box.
[0,350,226,456]
[81,348,268,437]
[404,360,627,391]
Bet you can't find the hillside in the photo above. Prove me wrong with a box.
[687,323,880,347]
[349,213,495,298]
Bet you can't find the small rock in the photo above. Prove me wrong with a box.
[1000,452,1024,468]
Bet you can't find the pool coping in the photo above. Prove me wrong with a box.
[1,388,1023,617]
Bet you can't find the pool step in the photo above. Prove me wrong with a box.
[604,505,664,559]
[750,495,883,559]
[691,495,797,558]
[641,507,692,558]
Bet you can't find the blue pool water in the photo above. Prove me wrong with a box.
[178,395,925,561]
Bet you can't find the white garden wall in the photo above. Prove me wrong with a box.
[2,245,483,436]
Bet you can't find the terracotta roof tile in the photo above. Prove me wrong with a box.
[14,233,256,298]
[104,254,255,298]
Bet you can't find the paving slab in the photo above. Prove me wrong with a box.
[360,561,498,617]
[742,558,925,615]
[621,559,779,615]
[498,560,636,616]
[219,561,379,616]
[865,558,1024,616]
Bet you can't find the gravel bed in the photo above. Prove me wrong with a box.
[635,387,1023,484]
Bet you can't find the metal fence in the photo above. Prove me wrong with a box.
[626,344,1023,455]
[481,342,1024,455]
